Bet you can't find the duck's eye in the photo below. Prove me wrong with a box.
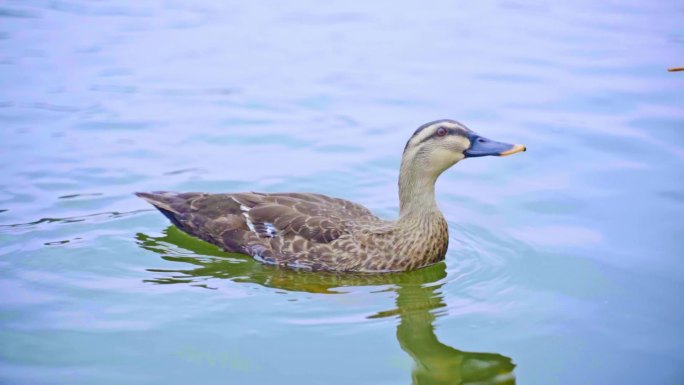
[436,127,448,137]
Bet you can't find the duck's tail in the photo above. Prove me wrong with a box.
[135,191,185,228]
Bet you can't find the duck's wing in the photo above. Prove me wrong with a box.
[136,191,380,267]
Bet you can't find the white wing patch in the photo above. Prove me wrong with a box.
[232,197,277,238]
[231,196,257,233]
[263,222,277,237]
[239,204,256,233]
[252,221,277,238]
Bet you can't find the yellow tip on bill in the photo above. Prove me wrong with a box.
[500,144,526,156]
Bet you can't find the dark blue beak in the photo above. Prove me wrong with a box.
[465,133,526,158]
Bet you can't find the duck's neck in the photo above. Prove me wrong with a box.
[398,162,441,219]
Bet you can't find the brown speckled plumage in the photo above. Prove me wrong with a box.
[137,119,525,272]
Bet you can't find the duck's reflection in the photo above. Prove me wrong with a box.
[383,277,515,384]
[137,227,515,384]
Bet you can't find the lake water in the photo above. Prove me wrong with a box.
[1,1,683,384]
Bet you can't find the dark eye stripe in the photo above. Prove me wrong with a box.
[416,127,460,146]
[403,119,471,153]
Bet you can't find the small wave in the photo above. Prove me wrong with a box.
[0,209,153,231]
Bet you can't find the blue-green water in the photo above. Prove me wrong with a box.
[1,1,683,384]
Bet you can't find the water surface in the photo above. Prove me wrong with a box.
[1,1,683,384]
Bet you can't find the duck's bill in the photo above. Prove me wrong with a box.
[465,135,526,158]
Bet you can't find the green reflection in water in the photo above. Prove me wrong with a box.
[137,227,515,384]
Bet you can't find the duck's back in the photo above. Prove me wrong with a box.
[136,191,387,271]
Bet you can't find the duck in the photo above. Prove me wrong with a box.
[136,119,525,272]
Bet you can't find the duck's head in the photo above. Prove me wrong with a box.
[401,119,526,178]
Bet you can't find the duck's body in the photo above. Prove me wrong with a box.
[137,119,525,272]
[136,191,448,272]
